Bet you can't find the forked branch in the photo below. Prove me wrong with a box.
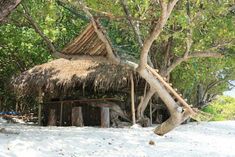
[138,0,178,70]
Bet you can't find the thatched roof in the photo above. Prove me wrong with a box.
[12,56,136,98]
[12,21,142,99]
[61,23,107,56]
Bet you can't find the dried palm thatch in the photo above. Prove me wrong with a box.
[61,23,107,56]
[12,56,137,98]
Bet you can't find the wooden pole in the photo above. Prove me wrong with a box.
[150,101,152,126]
[0,96,2,111]
[130,73,136,124]
[101,107,110,128]
[38,103,42,126]
[38,89,43,126]
[72,107,84,126]
[59,102,63,126]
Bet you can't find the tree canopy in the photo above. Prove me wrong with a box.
[0,0,234,132]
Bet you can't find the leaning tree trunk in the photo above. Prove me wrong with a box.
[137,87,155,120]
[137,68,192,135]
[0,0,21,22]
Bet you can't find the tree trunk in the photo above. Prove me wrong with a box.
[0,0,21,22]
[137,87,155,119]
[197,84,204,107]
[154,110,190,135]
[138,69,191,135]
[140,89,155,117]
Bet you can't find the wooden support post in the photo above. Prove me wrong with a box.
[72,107,84,127]
[130,73,136,124]
[0,97,2,111]
[48,109,57,126]
[38,103,42,126]
[101,107,110,128]
[150,101,152,126]
[38,89,43,126]
[59,102,63,126]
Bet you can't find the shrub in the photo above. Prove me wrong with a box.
[203,96,235,121]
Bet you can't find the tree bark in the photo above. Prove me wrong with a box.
[0,0,21,22]
[154,109,191,135]
[166,51,223,75]
[138,68,192,134]
[137,87,155,119]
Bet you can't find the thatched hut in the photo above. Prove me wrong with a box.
[12,22,143,127]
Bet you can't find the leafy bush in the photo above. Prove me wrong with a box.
[203,96,235,121]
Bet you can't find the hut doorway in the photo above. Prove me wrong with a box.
[82,105,101,126]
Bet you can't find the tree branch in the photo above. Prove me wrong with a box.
[0,0,21,22]
[21,3,68,59]
[183,0,192,58]
[56,0,88,21]
[228,81,235,88]
[119,0,154,67]
[188,51,223,58]
[77,0,120,64]
[138,0,178,70]
[165,0,227,76]
[58,0,156,22]
[120,0,143,47]
[167,51,223,75]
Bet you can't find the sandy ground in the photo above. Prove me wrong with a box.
[0,119,234,157]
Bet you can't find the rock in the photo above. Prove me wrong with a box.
[149,140,155,145]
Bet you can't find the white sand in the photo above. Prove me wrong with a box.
[0,120,234,157]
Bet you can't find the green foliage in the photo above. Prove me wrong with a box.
[0,0,87,111]
[0,0,234,112]
[203,96,235,121]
